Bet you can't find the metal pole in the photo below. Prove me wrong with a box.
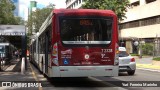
[25,29,27,70]
[139,38,142,58]
[21,57,25,74]
[22,34,27,71]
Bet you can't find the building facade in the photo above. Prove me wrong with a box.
[66,0,84,9]
[120,0,160,54]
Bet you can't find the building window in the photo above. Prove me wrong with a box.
[131,1,140,7]
[144,38,154,43]
[158,16,160,24]
[129,21,139,28]
[141,16,158,26]
[146,0,156,4]
[120,16,160,29]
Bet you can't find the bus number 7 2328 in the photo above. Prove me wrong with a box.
[30,9,119,77]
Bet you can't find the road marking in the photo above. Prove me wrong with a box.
[29,61,43,90]
[5,59,19,71]
[5,65,16,71]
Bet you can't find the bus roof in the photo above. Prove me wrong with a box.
[53,9,116,16]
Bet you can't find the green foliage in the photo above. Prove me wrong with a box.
[26,5,54,34]
[82,0,130,21]
[130,53,139,56]
[153,57,160,61]
[0,0,23,24]
[26,4,54,46]
[14,16,25,25]
[142,43,153,55]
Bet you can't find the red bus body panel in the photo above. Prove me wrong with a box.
[52,9,118,66]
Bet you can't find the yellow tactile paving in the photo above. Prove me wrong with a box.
[137,64,160,70]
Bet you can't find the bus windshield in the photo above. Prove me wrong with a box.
[60,17,113,45]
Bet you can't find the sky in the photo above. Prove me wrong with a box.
[19,0,66,20]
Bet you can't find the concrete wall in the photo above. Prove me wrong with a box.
[122,0,160,23]
[126,41,133,53]
[120,24,160,38]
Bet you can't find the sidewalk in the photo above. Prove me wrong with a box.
[134,56,160,70]
[0,58,37,89]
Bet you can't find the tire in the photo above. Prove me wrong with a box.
[127,70,135,75]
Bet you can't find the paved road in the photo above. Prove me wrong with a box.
[29,62,160,90]
[136,57,153,64]
[95,69,160,81]
[0,57,160,90]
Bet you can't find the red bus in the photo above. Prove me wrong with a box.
[30,9,119,77]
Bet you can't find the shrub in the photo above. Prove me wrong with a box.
[153,57,160,61]
[141,43,153,55]
[130,53,139,56]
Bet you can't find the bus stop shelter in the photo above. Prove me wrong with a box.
[0,25,27,70]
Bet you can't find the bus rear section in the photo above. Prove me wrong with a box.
[50,9,119,77]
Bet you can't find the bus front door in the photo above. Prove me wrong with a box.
[45,32,49,74]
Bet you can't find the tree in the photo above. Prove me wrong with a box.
[27,4,55,34]
[26,4,55,46]
[14,16,25,25]
[0,0,23,24]
[82,0,130,21]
